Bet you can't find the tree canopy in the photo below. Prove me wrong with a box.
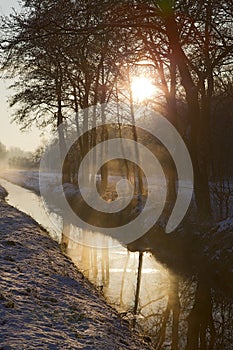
[0,0,232,220]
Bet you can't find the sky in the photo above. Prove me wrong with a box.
[0,0,45,152]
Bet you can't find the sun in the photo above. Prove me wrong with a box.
[131,76,156,102]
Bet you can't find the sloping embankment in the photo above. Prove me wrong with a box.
[0,186,153,350]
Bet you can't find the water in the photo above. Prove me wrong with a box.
[1,178,232,349]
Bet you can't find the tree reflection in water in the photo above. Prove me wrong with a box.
[135,268,232,349]
[62,225,110,288]
[61,224,232,349]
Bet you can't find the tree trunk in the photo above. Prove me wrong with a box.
[133,252,143,327]
[163,11,212,222]
[57,100,70,184]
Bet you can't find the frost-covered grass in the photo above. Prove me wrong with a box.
[202,217,233,287]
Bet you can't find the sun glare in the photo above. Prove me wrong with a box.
[131,76,156,102]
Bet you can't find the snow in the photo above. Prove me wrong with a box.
[53,182,79,199]
[202,216,233,290]
[216,217,233,234]
[0,198,153,349]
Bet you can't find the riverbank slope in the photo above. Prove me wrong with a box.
[0,187,153,350]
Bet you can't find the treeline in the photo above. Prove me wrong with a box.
[0,0,232,221]
[0,142,43,169]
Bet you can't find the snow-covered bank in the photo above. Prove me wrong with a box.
[0,198,153,349]
[202,216,233,293]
